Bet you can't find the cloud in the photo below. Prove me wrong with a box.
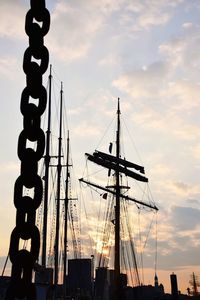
[73,121,101,137]
[157,246,200,270]
[112,23,200,145]
[167,80,200,110]
[168,117,200,141]
[182,22,193,29]
[149,163,173,179]
[167,181,200,198]
[129,105,200,142]
[171,181,190,193]
[0,56,20,80]
[125,0,184,31]
[190,143,200,160]
[0,1,25,40]
[47,1,106,62]
[112,20,200,128]
[159,24,200,72]
[186,198,200,206]
[112,61,170,99]
[171,206,200,231]
[151,178,200,212]
[98,54,119,67]
[46,0,186,63]
[0,161,19,173]
[142,205,200,270]
[159,37,187,68]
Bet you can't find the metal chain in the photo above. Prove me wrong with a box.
[6,1,50,299]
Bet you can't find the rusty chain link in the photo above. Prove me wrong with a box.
[6,1,50,299]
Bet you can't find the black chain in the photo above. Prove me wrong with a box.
[6,1,50,299]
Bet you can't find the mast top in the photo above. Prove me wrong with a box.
[49,65,52,84]
[117,97,121,115]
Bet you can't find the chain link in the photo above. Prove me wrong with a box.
[6,1,50,299]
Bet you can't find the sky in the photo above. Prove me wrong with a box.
[1,0,200,294]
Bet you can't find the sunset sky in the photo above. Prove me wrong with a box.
[1,0,200,294]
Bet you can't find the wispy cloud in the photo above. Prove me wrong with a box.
[46,0,185,63]
[0,1,25,40]
[171,206,200,231]
[0,57,20,80]
[98,54,119,67]
[47,1,106,62]
[112,61,170,99]
[159,24,200,72]
[123,0,184,31]
[73,121,101,137]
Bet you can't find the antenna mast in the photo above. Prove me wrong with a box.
[54,82,63,286]
[113,98,121,300]
[63,130,70,296]
[42,64,52,267]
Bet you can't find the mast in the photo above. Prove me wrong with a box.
[54,82,63,286]
[79,99,158,296]
[79,178,157,210]
[114,98,121,300]
[63,130,70,295]
[42,64,52,267]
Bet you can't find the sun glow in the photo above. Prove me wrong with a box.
[95,239,112,257]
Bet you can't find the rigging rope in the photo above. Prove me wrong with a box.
[79,182,93,257]
[124,201,140,286]
[154,212,158,277]
[138,209,144,284]
[98,192,114,268]
[47,168,57,267]
[121,201,134,286]
[121,115,144,166]
[1,254,9,277]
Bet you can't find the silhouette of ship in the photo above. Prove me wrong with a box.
[32,72,159,300]
[29,93,200,300]
[1,67,200,300]
[28,97,200,300]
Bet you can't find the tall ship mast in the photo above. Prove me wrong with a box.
[42,65,52,268]
[80,98,158,300]
[34,67,82,299]
[54,82,63,287]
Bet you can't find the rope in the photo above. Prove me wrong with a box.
[154,212,158,276]
[80,182,93,257]
[124,202,140,286]
[1,254,9,276]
